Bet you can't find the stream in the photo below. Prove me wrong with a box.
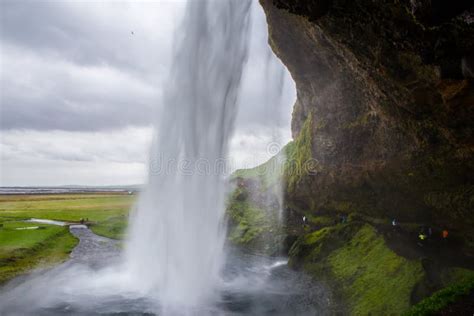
[0,225,332,315]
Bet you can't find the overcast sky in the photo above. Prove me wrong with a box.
[0,0,295,186]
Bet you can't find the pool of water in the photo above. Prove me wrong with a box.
[26,218,67,226]
[0,226,333,315]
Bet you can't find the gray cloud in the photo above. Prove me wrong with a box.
[0,1,180,131]
[1,44,159,131]
[0,1,181,76]
[0,0,295,186]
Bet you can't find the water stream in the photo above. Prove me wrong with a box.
[0,226,330,315]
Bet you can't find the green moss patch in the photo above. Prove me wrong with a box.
[404,276,474,316]
[226,185,283,254]
[328,225,424,315]
[285,115,314,193]
[290,224,425,315]
[228,199,268,245]
[307,214,335,227]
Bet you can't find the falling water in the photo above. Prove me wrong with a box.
[124,0,251,310]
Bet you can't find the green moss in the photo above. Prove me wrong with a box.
[228,199,267,245]
[327,201,353,213]
[307,214,335,227]
[289,223,359,267]
[226,185,283,254]
[290,224,425,315]
[285,114,314,193]
[328,225,424,315]
[404,277,474,316]
[227,188,276,246]
[440,267,474,287]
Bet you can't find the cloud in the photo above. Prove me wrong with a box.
[0,127,153,163]
[0,0,184,132]
[0,44,159,131]
[0,0,296,186]
[0,127,153,186]
[0,0,183,77]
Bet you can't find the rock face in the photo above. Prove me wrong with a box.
[259,0,474,247]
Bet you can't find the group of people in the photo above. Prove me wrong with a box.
[299,214,451,246]
[417,226,449,242]
[392,219,449,246]
[79,218,89,224]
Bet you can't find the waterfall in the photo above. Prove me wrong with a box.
[124,0,251,311]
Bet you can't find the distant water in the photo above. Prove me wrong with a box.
[26,218,67,226]
[0,187,135,195]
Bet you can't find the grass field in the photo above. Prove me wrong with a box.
[0,193,136,284]
[0,193,134,222]
[0,193,135,238]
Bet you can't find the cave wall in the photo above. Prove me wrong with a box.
[259,0,474,245]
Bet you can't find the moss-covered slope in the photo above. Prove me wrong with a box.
[289,223,423,314]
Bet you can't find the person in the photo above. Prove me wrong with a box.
[442,229,449,239]
[392,218,401,233]
[418,226,428,245]
[80,218,84,224]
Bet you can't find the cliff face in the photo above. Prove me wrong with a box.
[225,2,474,312]
[259,0,474,246]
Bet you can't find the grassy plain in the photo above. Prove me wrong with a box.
[0,193,135,284]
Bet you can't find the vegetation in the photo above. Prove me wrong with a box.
[232,144,290,191]
[328,225,424,315]
[307,214,336,227]
[227,197,268,245]
[290,223,425,315]
[0,193,135,240]
[0,219,78,284]
[404,276,474,316]
[225,182,284,255]
[0,193,135,284]
[0,194,134,223]
[284,114,314,193]
[90,215,129,239]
